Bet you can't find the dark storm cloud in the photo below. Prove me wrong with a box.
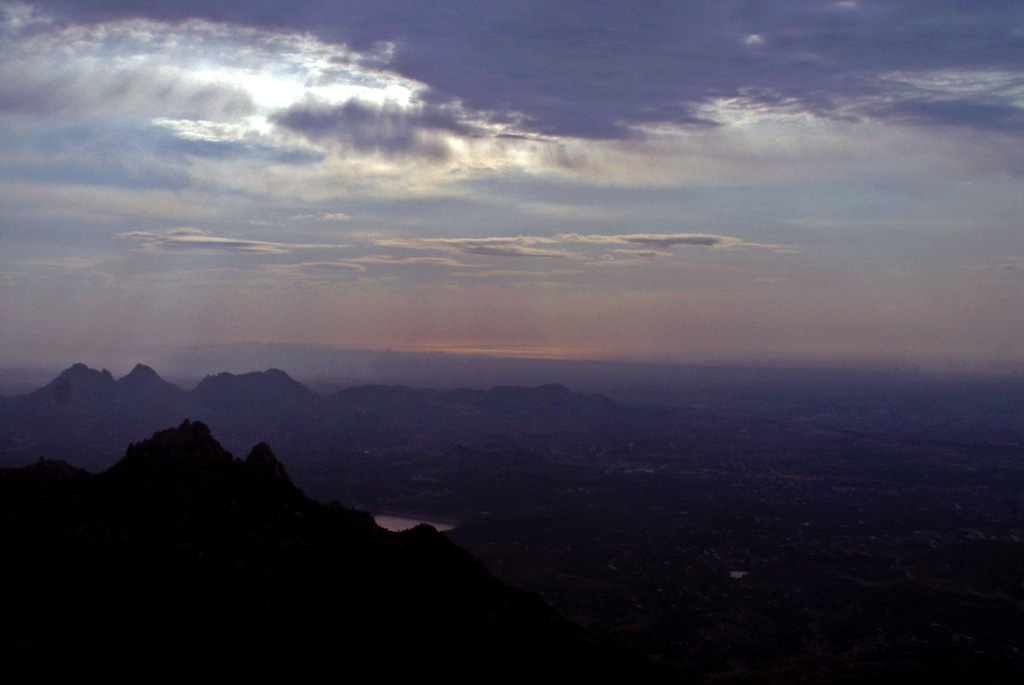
[885,99,1024,133]
[273,99,474,156]
[35,1,1024,139]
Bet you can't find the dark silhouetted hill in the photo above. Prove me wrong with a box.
[0,421,672,683]
[115,362,182,398]
[193,368,320,406]
[34,362,116,404]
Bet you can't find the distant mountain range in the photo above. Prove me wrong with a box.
[0,363,672,471]
[0,420,670,682]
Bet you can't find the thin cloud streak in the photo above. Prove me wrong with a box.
[117,228,346,255]
[377,233,788,257]
[375,236,575,258]
[352,255,479,267]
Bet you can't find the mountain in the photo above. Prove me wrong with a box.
[330,382,638,435]
[1,363,672,471]
[17,362,181,415]
[115,362,182,398]
[32,362,116,404]
[0,421,671,682]
[193,368,320,406]
[0,364,189,470]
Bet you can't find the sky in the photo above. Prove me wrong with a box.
[1,1,1022,372]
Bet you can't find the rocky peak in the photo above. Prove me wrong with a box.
[121,419,233,466]
[244,441,291,483]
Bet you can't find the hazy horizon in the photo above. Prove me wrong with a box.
[3,340,1022,400]
[2,2,1022,370]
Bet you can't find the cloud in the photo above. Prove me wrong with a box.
[609,249,673,259]
[0,1,50,32]
[0,27,257,121]
[272,98,477,158]
[450,270,549,278]
[352,254,477,267]
[999,257,1024,272]
[10,1,1019,208]
[261,261,365,274]
[0,6,626,200]
[16,256,113,273]
[288,212,352,222]
[0,8,427,152]
[375,232,787,260]
[871,69,1024,131]
[19,1,1024,141]
[375,236,575,258]
[888,99,1024,132]
[117,228,345,254]
[519,202,623,222]
[559,233,723,248]
[556,232,785,251]
[1,2,1020,370]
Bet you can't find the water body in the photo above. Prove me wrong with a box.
[374,514,456,533]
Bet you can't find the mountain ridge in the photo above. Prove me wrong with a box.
[15,362,625,408]
[0,420,673,682]
[1,363,659,471]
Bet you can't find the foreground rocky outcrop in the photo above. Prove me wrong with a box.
[0,421,673,683]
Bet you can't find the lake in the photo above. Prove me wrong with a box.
[374,514,456,532]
